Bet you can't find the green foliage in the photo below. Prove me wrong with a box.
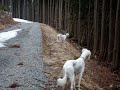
[0,4,8,11]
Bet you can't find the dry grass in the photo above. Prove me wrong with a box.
[41,23,80,75]
[0,23,5,29]
[0,16,16,30]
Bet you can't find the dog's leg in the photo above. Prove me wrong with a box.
[70,75,75,90]
[74,80,76,90]
[57,36,59,42]
[68,67,75,90]
[74,80,76,89]
[62,85,65,90]
[78,73,83,90]
[78,67,84,90]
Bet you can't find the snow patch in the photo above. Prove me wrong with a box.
[0,29,22,48]
[0,43,6,47]
[13,18,32,23]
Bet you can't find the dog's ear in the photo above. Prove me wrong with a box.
[87,51,91,60]
[82,48,86,53]
[66,33,69,37]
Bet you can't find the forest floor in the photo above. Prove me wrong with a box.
[41,23,120,90]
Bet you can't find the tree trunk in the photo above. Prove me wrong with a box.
[67,0,70,33]
[55,0,59,29]
[1,0,4,5]
[10,0,12,14]
[58,0,61,31]
[100,0,105,60]
[49,0,52,25]
[100,0,109,61]
[18,0,20,18]
[64,0,67,32]
[43,0,45,23]
[52,0,55,26]
[93,0,98,54]
[87,0,90,48]
[78,0,81,44]
[48,0,49,24]
[113,0,120,71]
[107,0,115,62]
[39,0,43,22]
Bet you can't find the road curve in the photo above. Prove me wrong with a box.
[0,22,48,90]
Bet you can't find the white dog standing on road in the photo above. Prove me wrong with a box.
[57,48,91,90]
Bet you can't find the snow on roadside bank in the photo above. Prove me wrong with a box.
[0,29,22,47]
[13,18,33,23]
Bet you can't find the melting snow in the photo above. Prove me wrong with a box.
[0,29,22,48]
[0,43,6,47]
[13,18,32,23]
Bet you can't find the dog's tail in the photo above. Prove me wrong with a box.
[57,34,60,42]
[57,68,67,89]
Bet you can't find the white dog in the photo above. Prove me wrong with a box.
[57,48,91,90]
[57,33,69,43]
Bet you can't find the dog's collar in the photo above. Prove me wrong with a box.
[81,57,85,60]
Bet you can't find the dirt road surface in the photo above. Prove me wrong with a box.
[0,22,48,90]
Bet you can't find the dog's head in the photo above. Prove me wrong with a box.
[81,48,87,53]
[66,33,69,37]
[81,48,91,60]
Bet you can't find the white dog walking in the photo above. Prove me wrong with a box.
[57,33,69,43]
[57,48,91,90]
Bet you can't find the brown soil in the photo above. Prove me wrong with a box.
[41,23,120,90]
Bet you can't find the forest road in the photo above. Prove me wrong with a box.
[0,22,48,90]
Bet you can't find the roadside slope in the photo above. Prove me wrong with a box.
[41,23,102,90]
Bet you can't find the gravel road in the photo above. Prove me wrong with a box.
[0,22,48,90]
